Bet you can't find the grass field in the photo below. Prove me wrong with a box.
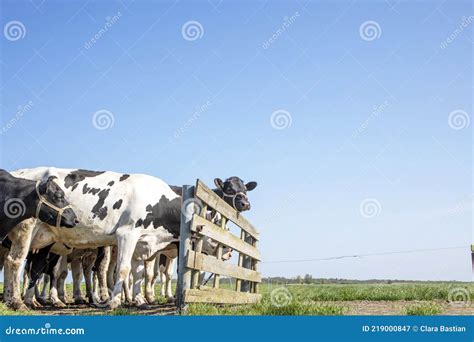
[0,282,472,316]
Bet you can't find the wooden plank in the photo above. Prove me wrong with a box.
[236,230,244,291]
[184,287,262,304]
[213,245,223,288]
[253,240,259,294]
[186,250,261,283]
[195,179,259,239]
[241,232,254,292]
[213,216,226,289]
[191,238,203,289]
[190,215,261,260]
[176,185,194,308]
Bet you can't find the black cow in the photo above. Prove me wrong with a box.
[0,169,78,240]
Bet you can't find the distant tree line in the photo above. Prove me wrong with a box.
[261,276,467,285]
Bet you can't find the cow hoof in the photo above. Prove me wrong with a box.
[7,300,29,311]
[37,297,48,306]
[25,299,42,309]
[74,298,87,305]
[59,297,68,304]
[107,298,121,310]
[166,296,176,304]
[136,302,150,310]
[52,300,67,308]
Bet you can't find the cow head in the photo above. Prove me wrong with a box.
[214,177,257,212]
[36,177,78,228]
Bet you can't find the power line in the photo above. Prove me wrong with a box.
[261,245,470,264]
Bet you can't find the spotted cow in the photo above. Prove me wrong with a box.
[6,168,257,309]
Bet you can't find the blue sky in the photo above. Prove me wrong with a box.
[0,0,472,281]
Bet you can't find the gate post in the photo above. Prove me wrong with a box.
[241,234,254,292]
[176,185,194,310]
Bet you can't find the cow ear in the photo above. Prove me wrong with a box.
[45,176,58,190]
[214,178,224,190]
[46,176,57,184]
[38,180,48,194]
[245,181,257,191]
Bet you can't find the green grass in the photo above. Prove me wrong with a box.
[270,283,474,301]
[0,300,38,316]
[186,283,473,315]
[187,297,346,316]
[403,302,443,315]
[1,281,472,316]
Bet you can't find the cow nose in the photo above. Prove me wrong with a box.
[74,219,80,224]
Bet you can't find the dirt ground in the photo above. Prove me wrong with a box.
[18,302,180,316]
[342,300,474,316]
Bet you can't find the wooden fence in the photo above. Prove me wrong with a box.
[176,180,261,307]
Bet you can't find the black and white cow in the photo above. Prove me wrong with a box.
[7,167,179,309]
[137,178,257,304]
[6,167,257,309]
[0,169,78,240]
[146,211,231,302]
[22,244,101,308]
[0,169,78,309]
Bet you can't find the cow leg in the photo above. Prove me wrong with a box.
[165,257,176,301]
[131,258,147,307]
[56,257,68,304]
[159,262,167,297]
[107,245,117,292]
[40,274,49,299]
[4,219,37,310]
[92,270,100,304]
[49,256,66,308]
[82,252,96,304]
[71,258,86,304]
[0,245,7,270]
[109,231,139,309]
[24,245,54,308]
[97,246,111,302]
[152,254,162,299]
[144,258,156,304]
[0,246,8,294]
[36,274,49,305]
[199,272,206,287]
[21,264,29,298]
[91,249,100,303]
[123,272,133,304]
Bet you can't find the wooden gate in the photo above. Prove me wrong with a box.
[176,180,261,307]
